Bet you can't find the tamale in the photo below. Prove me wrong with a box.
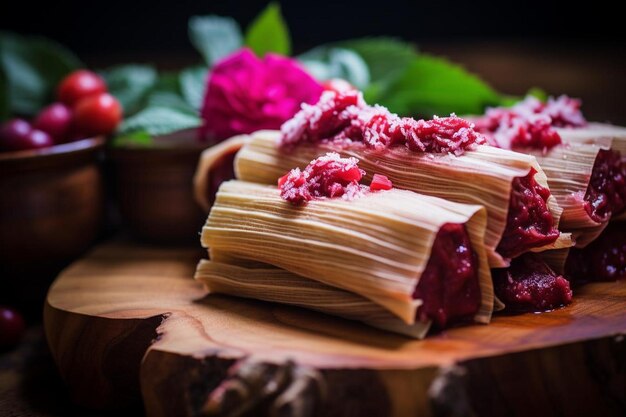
[200,180,493,325]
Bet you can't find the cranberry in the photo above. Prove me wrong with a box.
[0,306,26,349]
[57,69,107,107]
[0,119,53,152]
[73,93,122,137]
[33,102,73,143]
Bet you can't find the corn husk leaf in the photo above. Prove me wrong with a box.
[201,180,493,325]
[193,134,250,212]
[195,257,432,338]
[234,130,567,266]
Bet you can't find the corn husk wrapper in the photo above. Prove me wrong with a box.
[557,123,626,222]
[525,140,612,247]
[193,135,250,212]
[557,123,626,156]
[233,130,568,267]
[201,180,493,325]
[196,255,434,338]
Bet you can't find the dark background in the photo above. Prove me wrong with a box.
[2,0,625,124]
[2,0,625,55]
[0,0,625,117]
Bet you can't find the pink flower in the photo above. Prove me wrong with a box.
[200,48,324,140]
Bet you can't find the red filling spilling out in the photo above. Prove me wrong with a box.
[280,91,486,155]
[279,152,365,205]
[413,223,481,328]
[565,222,626,283]
[473,95,586,150]
[493,253,573,312]
[583,149,626,223]
[496,168,560,258]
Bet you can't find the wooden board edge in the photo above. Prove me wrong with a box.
[43,299,166,409]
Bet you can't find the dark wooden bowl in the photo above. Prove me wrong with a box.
[0,137,105,315]
[108,129,208,245]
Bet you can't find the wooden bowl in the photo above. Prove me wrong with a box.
[108,129,208,245]
[0,137,106,313]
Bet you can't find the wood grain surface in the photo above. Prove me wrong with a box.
[44,240,626,417]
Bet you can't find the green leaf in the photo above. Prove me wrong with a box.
[147,91,196,114]
[189,16,243,66]
[334,38,416,85]
[0,32,82,117]
[119,106,201,137]
[179,66,208,111]
[101,64,157,116]
[244,2,291,56]
[526,87,547,102]
[298,47,370,89]
[143,71,197,115]
[376,54,504,117]
[111,130,153,147]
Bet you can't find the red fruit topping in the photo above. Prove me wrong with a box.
[543,95,587,128]
[281,91,365,147]
[0,306,26,349]
[474,95,587,150]
[493,253,572,312]
[281,91,486,154]
[279,152,365,205]
[402,115,486,154]
[370,174,393,191]
[57,69,107,107]
[497,168,560,258]
[584,149,626,223]
[414,223,481,328]
[322,78,356,94]
[33,102,73,143]
[565,222,626,283]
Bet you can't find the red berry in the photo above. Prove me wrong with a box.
[0,306,26,349]
[0,119,54,151]
[57,69,107,107]
[34,102,73,143]
[370,174,393,191]
[322,78,356,94]
[73,93,122,136]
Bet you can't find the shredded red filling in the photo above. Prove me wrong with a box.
[413,223,481,328]
[565,222,626,283]
[279,152,364,205]
[474,95,586,150]
[584,149,626,222]
[281,91,486,154]
[496,168,560,258]
[493,253,572,312]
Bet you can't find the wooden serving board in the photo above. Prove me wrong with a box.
[44,240,626,417]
